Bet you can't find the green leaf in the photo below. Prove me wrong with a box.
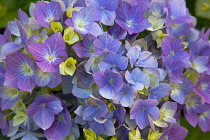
[110,136,118,140]
[195,0,210,20]
[148,129,162,140]
[107,102,116,113]
[83,129,104,140]
[129,127,141,140]
[181,117,210,140]
[13,111,27,126]
[40,87,50,95]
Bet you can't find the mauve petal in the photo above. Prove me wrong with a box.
[17,75,36,92]
[45,1,62,21]
[3,71,18,89]
[120,94,134,107]
[89,22,103,37]
[18,9,29,25]
[36,61,58,72]
[26,102,41,116]
[99,85,115,99]
[98,61,113,71]
[44,32,66,51]
[83,106,98,121]
[35,69,51,87]
[104,120,115,136]
[47,72,61,88]
[162,36,172,56]
[146,107,160,121]
[33,108,54,130]
[94,32,121,53]
[0,42,21,60]
[44,109,71,140]
[1,99,16,111]
[28,43,48,61]
[72,83,92,98]
[46,100,63,115]
[198,117,210,132]
[90,122,104,136]
[170,89,185,104]
[93,71,108,87]
[101,11,115,26]
[184,108,197,127]
[35,14,50,28]
[108,23,127,39]
[135,110,149,129]
[160,124,188,140]
[114,104,126,124]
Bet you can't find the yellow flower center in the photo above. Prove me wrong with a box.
[46,54,56,62]
[21,64,33,76]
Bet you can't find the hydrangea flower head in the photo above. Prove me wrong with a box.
[26,94,63,130]
[86,0,119,26]
[125,68,150,90]
[114,83,136,107]
[194,75,210,104]
[162,36,191,68]
[65,6,103,36]
[94,32,122,53]
[4,53,36,92]
[153,102,177,127]
[98,52,128,72]
[34,1,62,28]
[184,95,210,127]
[160,125,188,140]
[115,1,151,34]
[73,34,96,58]
[93,69,123,99]
[148,83,172,100]
[130,99,160,129]
[170,78,194,104]
[28,32,67,72]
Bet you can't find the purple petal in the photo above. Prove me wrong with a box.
[108,23,127,39]
[0,42,21,60]
[93,71,108,87]
[15,19,27,45]
[18,9,29,25]
[33,108,55,130]
[1,99,16,111]
[113,104,126,124]
[44,32,66,51]
[135,110,149,129]
[17,74,36,92]
[99,85,115,99]
[184,108,197,127]
[94,32,121,53]
[8,21,20,36]
[101,11,115,26]
[90,122,104,136]
[28,43,48,61]
[47,72,61,88]
[45,1,62,21]
[72,83,92,98]
[89,22,103,37]
[83,106,98,121]
[44,109,71,140]
[26,102,41,116]
[160,124,188,140]
[73,34,96,58]
[145,107,160,121]
[104,120,115,136]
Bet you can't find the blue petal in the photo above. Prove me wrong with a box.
[135,110,149,129]
[72,83,92,98]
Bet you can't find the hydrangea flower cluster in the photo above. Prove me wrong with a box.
[0,0,210,139]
